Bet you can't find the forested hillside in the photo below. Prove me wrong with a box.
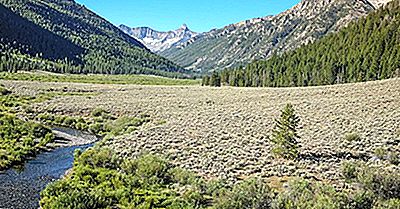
[207,0,400,87]
[0,0,187,77]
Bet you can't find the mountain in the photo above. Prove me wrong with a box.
[161,0,392,71]
[0,0,186,77]
[0,4,84,63]
[119,24,199,53]
[210,0,400,87]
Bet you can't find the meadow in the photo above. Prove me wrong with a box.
[1,74,399,208]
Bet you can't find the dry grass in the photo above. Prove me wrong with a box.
[1,78,399,186]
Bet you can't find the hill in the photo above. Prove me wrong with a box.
[161,0,389,71]
[210,0,400,87]
[0,0,186,77]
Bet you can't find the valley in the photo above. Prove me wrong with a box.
[0,0,399,208]
[7,77,398,183]
[0,74,399,208]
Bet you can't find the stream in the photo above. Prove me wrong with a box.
[0,128,97,209]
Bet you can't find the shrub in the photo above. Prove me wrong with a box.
[357,168,400,200]
[134,154,172,187]
[388,152,399,165]
[62,116,76,126]
[40,148,400,209]
[88,122,104,135]
[271,103,300,160]
[345,132,361,142]
[0,85,11,95]
[107,116,148,136]
[0,113,54,170]
[375,199,400,209]
[342,161,358,181]
[91,108,108,118]
[348,191,374,209]
[214,179,273,209]
[374,147,386,160]
[75,148,119,169]
[273,179,350,209]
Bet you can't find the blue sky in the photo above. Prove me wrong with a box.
[76,0,300,32]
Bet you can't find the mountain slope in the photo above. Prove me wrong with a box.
[0,0,185,76]
[0,4,84,63]
[120,24,199,53]
[162,0,390,71]
[211,0,400,87]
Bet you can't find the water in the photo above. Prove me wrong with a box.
[0,129,95,209]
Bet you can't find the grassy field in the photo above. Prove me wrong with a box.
[2,78,398,182]
[0,72,201,86]
[1,77,399,208]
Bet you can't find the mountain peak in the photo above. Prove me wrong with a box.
[119,24,199,53]
[179,24,188,30]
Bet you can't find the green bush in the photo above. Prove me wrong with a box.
[345,133,361,142]
[214,179,273,209]
[375,199,400,209]
[0,85,11,95]
[62,116,76,126]
[107,116,149,136]
[374,147,386,160]
[342,161,358,181]
[388,152,399,165]
[91,108,108,118]
[88,122,104,135]
[0,112,54,170]
[357,167,400,200]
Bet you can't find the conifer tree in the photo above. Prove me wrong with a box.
[271,104,300,160]
[202,75,210,86]
[210,72,221,87]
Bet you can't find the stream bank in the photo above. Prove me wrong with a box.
[0,127,98,209]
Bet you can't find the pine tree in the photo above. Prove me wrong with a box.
[202,75,210,86]
[209,72,221,87]
[271,104,300,160]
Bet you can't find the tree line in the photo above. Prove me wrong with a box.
[204,0,400,87]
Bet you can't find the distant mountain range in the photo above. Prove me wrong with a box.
[119,24,199,53]
[158,0,392,71]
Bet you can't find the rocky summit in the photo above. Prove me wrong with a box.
[119,24,199,53]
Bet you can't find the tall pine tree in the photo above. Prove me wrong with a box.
[271,104,300,160]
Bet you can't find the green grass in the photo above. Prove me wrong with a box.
[36,109,150,137]
[0,87,59,170]
[0,113,54,170]
[0,85,98,170]
[0,112,54,170]
[0,72,201,86]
